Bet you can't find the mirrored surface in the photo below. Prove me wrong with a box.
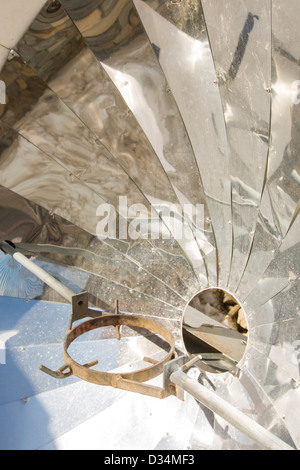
[0,0,299,451]
[134,0,233,288]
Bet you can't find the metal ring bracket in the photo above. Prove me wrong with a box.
[63,314,176,398]
[1,242,294,447]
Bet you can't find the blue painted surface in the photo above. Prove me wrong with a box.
[0,297,70,449]
[0,297,72,405]
[0,296,123,449]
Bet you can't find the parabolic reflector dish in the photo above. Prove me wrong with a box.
[0,0,299,450]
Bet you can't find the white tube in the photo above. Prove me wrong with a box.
[0,242,75,303]
[170,369,294,451]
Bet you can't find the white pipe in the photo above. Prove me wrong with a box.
[0,241,296,450]
[170,369,295,451]
[0,242,75,303]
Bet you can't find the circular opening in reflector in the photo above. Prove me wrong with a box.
[182,288,248,374]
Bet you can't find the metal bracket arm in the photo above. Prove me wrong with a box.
[167,356,295,451]
[39,360,99,379]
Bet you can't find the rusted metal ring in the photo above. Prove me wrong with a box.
[63,314,175,386]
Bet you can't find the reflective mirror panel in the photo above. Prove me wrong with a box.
[0,0,299,451]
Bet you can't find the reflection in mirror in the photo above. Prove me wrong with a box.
[182,288,248,374]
